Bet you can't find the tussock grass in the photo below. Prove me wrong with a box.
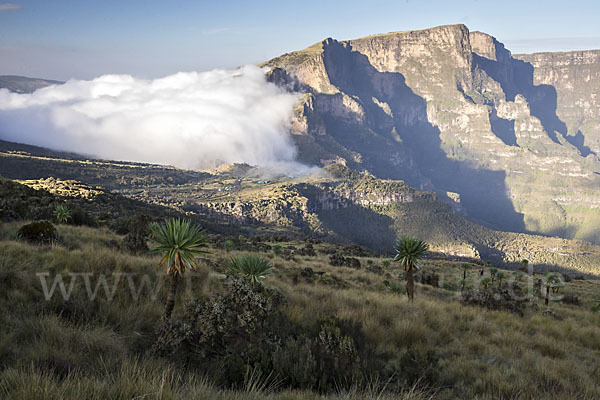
[0,223,599,398]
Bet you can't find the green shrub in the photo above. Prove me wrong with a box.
[592,298,600,313]
[123,214,151,254]
[154,278,283,384]
[386,347,440,388]
[17,221,57,244]
[386,281,405,295]
[154,279,375,392]
[443,282,459,291]
[312,318,362,390]
[273,337,318,389]
[329,254,361,268]
[461,285,527,316]
[414,270,439,287]
[224,239,235,252]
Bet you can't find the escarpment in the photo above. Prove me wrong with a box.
[264,24,600,244]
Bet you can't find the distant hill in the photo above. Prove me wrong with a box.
[0,75,63,93]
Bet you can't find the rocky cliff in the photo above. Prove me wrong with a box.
[187,164,600,274]
[264,24,600,244]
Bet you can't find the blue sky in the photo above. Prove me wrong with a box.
[1,0,599,80]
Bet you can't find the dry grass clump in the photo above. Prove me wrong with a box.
[0,223,599,399]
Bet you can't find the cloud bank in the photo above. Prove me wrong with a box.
[0,65,304,170]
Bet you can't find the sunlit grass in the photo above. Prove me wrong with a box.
[0,223,599,398]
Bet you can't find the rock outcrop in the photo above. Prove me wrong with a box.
[264,24,600,244]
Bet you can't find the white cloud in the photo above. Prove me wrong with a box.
[0,65,306,171]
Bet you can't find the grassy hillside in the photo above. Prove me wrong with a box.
[0,222,599,399]
[2,140,600,276]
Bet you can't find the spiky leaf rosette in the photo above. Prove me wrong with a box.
[394,236,429,271]
[149,218,208,278]
[53,204,72,224]
[226,254,272,286]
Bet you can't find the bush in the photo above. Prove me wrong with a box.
[443,282,459,291]
[386,347,441,388]
[154,279,375,392]
[329,254,361,269]
[562,294,580,305]
[273,319,363,391]
[273,337,318,389]
[69,204,97,226]
[123,214,151,254]
[414,270,439,287]
[224,239,235,252]
[153,278,283,380]
[272,244,282,256]
[295,243,316,257]
[386,281,405,295]
[461,284,527,316]
[17,221,57,244]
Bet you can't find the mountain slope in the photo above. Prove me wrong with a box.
[264,24,600,244]
[2,140,599,275]
[0,75,63,93]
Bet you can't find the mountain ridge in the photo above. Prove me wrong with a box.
[264,23,600,245]
[0,75,63,93]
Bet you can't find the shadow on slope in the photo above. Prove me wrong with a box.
[473,41,596,157]
[318,39,525,234]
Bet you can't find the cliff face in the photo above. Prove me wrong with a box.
[264,24,600,244]
[515,50,600,155]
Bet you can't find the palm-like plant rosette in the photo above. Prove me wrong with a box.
[53,204,72,224]
[226,254,272,286]
[394,236,429,271]
[148,218,208,277]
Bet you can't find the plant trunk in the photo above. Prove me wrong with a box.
[545,285,550,306]
[164,274,179,320]
[406,266,415,302]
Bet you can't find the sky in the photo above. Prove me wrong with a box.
[1,0,600,80]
